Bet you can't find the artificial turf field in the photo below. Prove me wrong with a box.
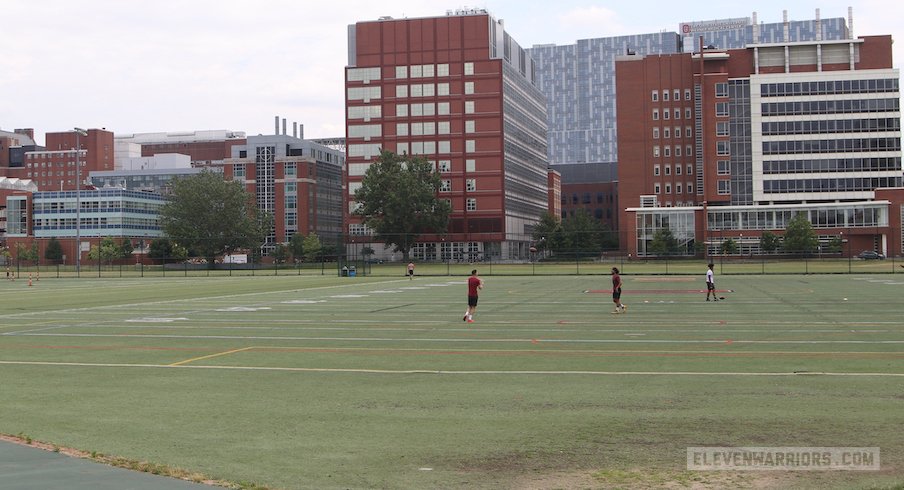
[0,273,902,489]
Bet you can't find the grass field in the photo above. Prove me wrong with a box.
[0,273,902,489]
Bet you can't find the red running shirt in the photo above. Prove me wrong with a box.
[468,276,481,296]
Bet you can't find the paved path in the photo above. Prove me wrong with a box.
[0,440,214,489]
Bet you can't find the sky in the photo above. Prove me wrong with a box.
[1,0,900,145]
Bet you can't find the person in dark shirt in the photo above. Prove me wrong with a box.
[463,269,484,323]
[611,267,626,314]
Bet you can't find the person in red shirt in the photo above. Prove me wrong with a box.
[463,269,484,323]
[611,267,626,314]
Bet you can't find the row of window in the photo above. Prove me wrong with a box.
[652,107,693,121]
[27,172,77,178]
[762,157,902,174]
[25,150,84,159]
[708,207,886,230]
[560,193,615,205]
[762,137,900,155]
[653,145,694,158]
[26,161,84,168]
[348,63,476,84]
[651,88,693,102]
[439,179,478,192]
[760,78,899,97]
[654,164,695,176]
[762,117,900,136]
[653,182,696,195]
[761,98,900,116]
[653,126,694,139]
[763,176,903,193]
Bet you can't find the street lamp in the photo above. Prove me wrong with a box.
[73,127,87,274]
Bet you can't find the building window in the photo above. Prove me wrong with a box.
[665,165,671,176]
[654,183,661,194]
[653,127,659,139]
[464,62,474,75]
[437,83,450,96]
[676,164,682,175]
[396,123,409,136]
[716,102,729,116]
[654,164,661,176]
[663,90,670,101]
[466,198,477,211]
[653,146,660,157]
[438,160,451,172]
[686,126,692,138]
[675,146,681,157]
[233,164,245,179]
[663,127,670,139]
[664,109,670,120]
[716,141,730,155]
[438,102,450,115]
[718,180,730,194]
[676,183,682,194]
[685,89,692,101]
[685,108,692,119]
[395,66,408,79]
[438,141,451,153]
[465,140,476,152]
[466,159,476,172]
[687,182,694,194]
[651,90,659,102]
[715,82,729,97]
[465,120,476,133]
[717,160,731,175]
[466,179,476,191]
[437,64,449,76]
[674,108,680,120]
[438,121,450,134]
[716,122,729,136]
[396,104,408,117]
[665,183,671,194]
[440,180,452,192]
[686,145,693,157]
[686,164,693,175]
[464,81,475,95]
[674,90,680,101]
[465,101,475,114]
[675,126,681,139]
[664,146,671,157]
[396,85,408,98]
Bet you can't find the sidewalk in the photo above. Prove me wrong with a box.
[0,440,215,490]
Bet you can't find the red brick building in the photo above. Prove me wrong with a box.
[616,35,902,257]
[345,9,549,261]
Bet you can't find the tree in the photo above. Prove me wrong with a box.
[272,243,290,264]
[148,238,188,262]
[760,231,781,253]
[160,171,273,266]
[302,234,322,262]
[531,213,561,255]
[88,237,125,265]
[721,238,739,255]
[289,233,305,261]
[826,236,843,254]
[15,242,39,264]
[558,210,603,258]
[44,237,64,263]
[120,239,134,259]
[354,150,451,261]
[782,213,818,255]
[649,228,679,256]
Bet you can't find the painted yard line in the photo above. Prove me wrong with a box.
[0,278,412,320]
[7,332,904,344]
[0,360,901,377]
[168,346,256,366]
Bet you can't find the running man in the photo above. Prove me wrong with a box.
[463,269,483,323]
[407,261,415,280]
[611,267,626,314]
[706,263,719,301]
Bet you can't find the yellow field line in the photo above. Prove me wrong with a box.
[169,346,255,366]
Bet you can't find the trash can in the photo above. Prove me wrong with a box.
[349,266,357,277]
[341,266,349,277]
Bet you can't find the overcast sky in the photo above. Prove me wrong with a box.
[1,0,900,145]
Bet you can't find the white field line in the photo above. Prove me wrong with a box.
[5,332,904,344]
[0,360,902,377]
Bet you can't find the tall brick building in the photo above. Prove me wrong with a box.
[345,9,548,261]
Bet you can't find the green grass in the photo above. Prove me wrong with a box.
[0,274,902,489]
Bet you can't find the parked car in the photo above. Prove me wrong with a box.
[857,250,885,260]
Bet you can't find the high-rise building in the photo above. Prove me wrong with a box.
[529,10,849,169]
[616,34,902,257]
[345,9,549,261]
[5,129,115,191]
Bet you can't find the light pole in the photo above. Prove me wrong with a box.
[73,128,87,274]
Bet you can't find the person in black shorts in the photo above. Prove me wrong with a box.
[611,267,626,314]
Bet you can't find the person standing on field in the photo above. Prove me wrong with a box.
[407,261,415,280]
[706,263,719,301]
[463,269,483,323]
[611,267,626,314]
